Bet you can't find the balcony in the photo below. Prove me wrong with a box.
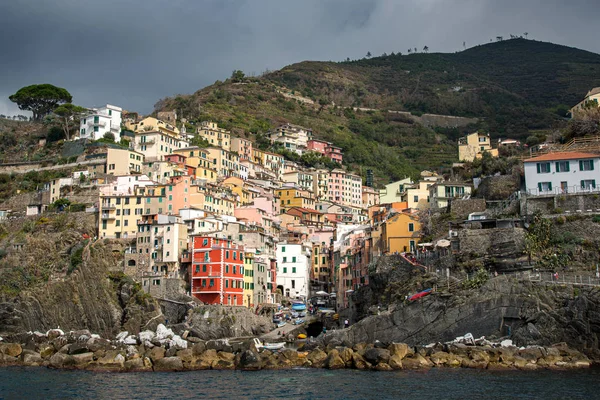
[100,204,116,210]
[101,213,115,220]
[180,252,192,263]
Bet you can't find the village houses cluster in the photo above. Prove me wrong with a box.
[25,85,600,310]
[24,104,482,310]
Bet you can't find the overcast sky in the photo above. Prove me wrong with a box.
[1,0,599,116]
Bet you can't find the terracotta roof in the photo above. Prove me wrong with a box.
[524,152,600,162]
[287,207,322,214]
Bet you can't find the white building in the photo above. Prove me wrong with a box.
[276,243,311,300]
[524,152,600,195]
[79,104,122,142]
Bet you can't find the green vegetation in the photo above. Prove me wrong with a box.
[156,39,600,185]
[53,103,87,140]
[9,84,72,121]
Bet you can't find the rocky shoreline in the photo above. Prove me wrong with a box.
[0,325,593,372]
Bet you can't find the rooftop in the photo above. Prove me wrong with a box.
[524,151,599,162]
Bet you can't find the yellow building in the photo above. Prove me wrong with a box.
[243,252,255,307]
[252,149,284,178]
[173,147,218,182]
[458,132,499,162]
[222,176,251,205]
[206,147,240,178]
[381,212,421,254]
[126,116,180,136]
[198,121,231,151]
[570,87,600,117]
[310,169,329,201]
[133,130,188,162]
[275,187,316,212]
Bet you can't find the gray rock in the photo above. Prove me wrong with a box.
[154,356,184,371]
[363,348,390,365]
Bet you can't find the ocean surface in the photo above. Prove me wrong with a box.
[1,367,599,399]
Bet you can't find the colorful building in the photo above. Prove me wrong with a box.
[190,236,244,305]
[380,212,421,254]
[458,132,499,162]
[197,121,231,151]
[243,252,255,307]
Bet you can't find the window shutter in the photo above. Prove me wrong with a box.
[538,183,542,192]
[580,160,584,170]
[581,180,585,189]
[546,163,550,172]
[548,182,552,191]
[591,160,595,171]
[566,161,570,172]
[536,163,541,173]
[555,162,560,172]
[593,180,597,189]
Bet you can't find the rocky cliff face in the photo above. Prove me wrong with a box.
[329,259,600,360]
[0,218,163,338]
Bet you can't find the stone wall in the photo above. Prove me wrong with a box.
[523,193,600,216]
[449,198,486,218]
[457,227,525,262]
[476,175,520,201]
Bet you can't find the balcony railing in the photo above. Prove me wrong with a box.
[101,213,115,219]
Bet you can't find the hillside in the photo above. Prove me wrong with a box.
[155,39,600,183]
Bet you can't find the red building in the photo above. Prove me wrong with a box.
[190,236,244,306]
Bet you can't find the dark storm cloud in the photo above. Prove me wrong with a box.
[1,0,599,115]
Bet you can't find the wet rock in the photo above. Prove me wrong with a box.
[1,343,22,358]
[176,349,194,365]
[307,349,328,368]
[375,362,393,371]
[165,347,177,357]
[193,349,218,370]
[388,354,403,369]
[238,350,262,370]
[363,348,390,365]
[154,356,184,371]
[325,349,346,370]
[401,354,433,369]
[22,350,43,365]
[49,352,76,369]
[191,341,206,356]
[388,343,409,360]
[68,343,91,355]
[352,352,372,370]
[148,346,166,362]
[338,347,354,367]
[71,352,94,367]
[94,351,126,371]
[125,358,148,372]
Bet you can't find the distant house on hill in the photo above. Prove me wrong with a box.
[524,152,600,195]
[79,104,122,142]
[458,132,498,162]
[570,87,600,118]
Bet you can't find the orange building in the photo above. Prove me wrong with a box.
[190,236,244,306]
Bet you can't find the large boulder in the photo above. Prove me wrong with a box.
[148,346,166,362]
[154,356,184,371]
[351,352,372,370]
[38,343,55,359]
[388,343,410,359]
[363,348,390,365]
[238,350,262,370]
[325,350,346,370]
[307,349,328,368]
[0,343,22,358]
[21,350,43,365]
[49,352,76,369]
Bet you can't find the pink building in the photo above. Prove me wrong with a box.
[166,175,192,215]
[231,137,253,161]
[307,139,328,154]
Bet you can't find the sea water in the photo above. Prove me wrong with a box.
[1,367,599,399]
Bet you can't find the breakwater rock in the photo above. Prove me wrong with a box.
[0,327,591,372]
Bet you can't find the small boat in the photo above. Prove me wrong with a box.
[277,321,287,328]
[294,318,305,325]
[253,338,285,351]
[297,333,307,339]
[291,303,307,311]
[408,288,432,302]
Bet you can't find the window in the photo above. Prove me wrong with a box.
[413,195,419,203]
[292,267,296,273]
[202,265,207,272]
[536,162,551,173]
[322,256,326,264]
[195,265,199,273]
[556,161,570,172]
[282,246,285,252]
[408,223,414,232]
[537,182,552,192]
[209,279,214,286]
[283,267,287,273]
[315,257,318,265]
[283,257,287,262]
[225,280,229,288]
[292,256,296,262]
[581,180,596,190]
[226,251,229,259]
[291,280,295,289]
[226,265,229,273]
[580,160,595,171]
[203,238,208,246]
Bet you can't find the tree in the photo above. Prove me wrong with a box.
[231,70,245,83]
[103,132,115,142]
[407,49,412,54]
[423,46,429,53]
[414,47,417,53]
[524,32,528,39]
[53,103,87,140]
[9,84,72,121]
[366,51,372,58]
